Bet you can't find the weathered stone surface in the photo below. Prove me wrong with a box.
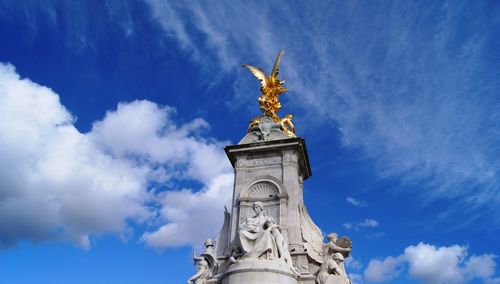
[322,275,352,284]
[239,115,291,144]
[220,260,297,284]
[187,138,354,284]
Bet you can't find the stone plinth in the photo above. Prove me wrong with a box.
[187,51,356,284]
[223,138,313,248]
[323,275,351,284]
[188,137,353,284]
[220,260,298,284]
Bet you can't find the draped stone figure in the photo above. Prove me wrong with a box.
[316,233,352,284]
[187,259,211,284]
[316,253,351,284]
[323,233,352,277]
[233,201,278,261]
[230,201,299,275]
[188,239,218,284]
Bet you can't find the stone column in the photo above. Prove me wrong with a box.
[221,138,316,283]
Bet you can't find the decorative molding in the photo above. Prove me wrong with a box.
[236,156,282,167]
[283,151,298,163]
[248,182,279,198]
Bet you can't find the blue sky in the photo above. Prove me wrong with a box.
[0,1,499,283]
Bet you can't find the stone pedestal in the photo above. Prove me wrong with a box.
[224,138,313,250]
[220,260,298,284]
[186,53,356,284]
[216,138,324,282]
[323,275,351,284]
[188,137,353,284]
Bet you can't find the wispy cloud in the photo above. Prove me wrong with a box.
[346,255,363,271]
[10,1,498,216]
[144,1,500,222]
[343,218,379,231]
[4,0,499,244]
[365,232,386,240]
[346,196,368,207]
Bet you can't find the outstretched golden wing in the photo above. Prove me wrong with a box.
[242,64,268,89]
[271,50,285,84]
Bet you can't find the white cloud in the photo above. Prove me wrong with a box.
[0,63,232,249]
[343,223,353,230]
[346,255,363,271]
[344,219,380,231]
[404,243,467,284]
[146,0,196,54]
[0,63,149,248]
[405,243,498,284]
[464,254,497,280]
[140,173,233,248]
[346,197,368,207]
[145,1,500,222]
[487,278,500,284]
[89,100,230,184]
[364,256,404,283]
[360,219,379,228]
[363,242,499,284]
[349,273,364,284]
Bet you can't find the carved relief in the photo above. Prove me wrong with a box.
[248,182,279,198]
[236,156,282,167]
[283,151,298,163]
[229,202,300,276]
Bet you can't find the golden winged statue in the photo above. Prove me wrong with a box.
[242,50,296,137]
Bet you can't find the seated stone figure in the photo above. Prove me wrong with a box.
[230,201,298,275]
[231,201,280,261]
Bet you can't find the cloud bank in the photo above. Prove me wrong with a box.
[0,63,232,248]
[363,243,499,284]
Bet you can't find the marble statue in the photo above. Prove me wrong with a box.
[187,259,211,284]
[316,253,351,284]
[324,233,351,256]
[240,115,291,143]
[186,51,357,284]
[269,220,301,276]
[189,239,219,284]
[204,239,215,252]
[215,207,230,257]
[230,201,299,275]
[314,233,352,284]
[232,202,280,260]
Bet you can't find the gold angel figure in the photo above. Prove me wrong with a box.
[242,50,296,137]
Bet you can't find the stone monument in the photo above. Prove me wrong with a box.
[187,50,353,284]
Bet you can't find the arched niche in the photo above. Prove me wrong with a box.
[237,177,289,232]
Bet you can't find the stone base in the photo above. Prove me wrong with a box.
[323,275,352,284]
[220,260,298,284]
[297,274,316,284]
